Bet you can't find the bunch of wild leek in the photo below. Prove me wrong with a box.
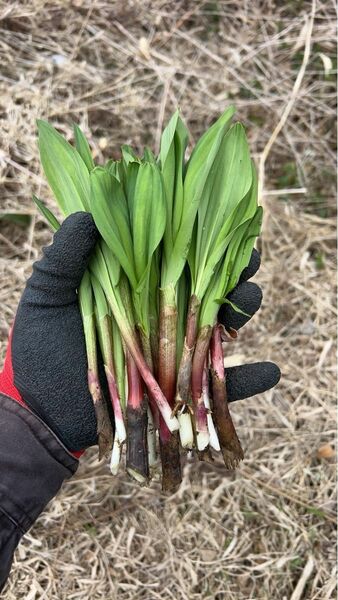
[35,107,262,491]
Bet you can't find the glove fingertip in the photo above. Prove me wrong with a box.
[239,248,261,282]
[43,212,99,283]
[226,361,281,402]
[219,281,262,330]
[58,212,99,252]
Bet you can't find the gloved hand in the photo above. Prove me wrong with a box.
[0,212,280,455]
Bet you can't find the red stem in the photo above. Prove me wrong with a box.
[105,366,123,423]
[126,351,144,410]
[125,332,178,431]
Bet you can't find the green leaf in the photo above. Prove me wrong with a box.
[159,110,189,275]
[91,162,165,336]
[132,162,166,282]
[0,213,31,227]
[130,162,166,333]
[192,123,252,297]
[78,270,93,319]
[123,162,140,228]
[37,120,90,214]
[100,241,121,288]
[91,273,109,320]
[78,271,97,369]
[199,206,262,328]
[163,117,231,286]
[183,106,235,207]
[225,206,263,295]
[159,110,180,168]
[90,167,136,288]
[33,195,60,231]
[216,297,251,318]
[111,314,126,410]
[143,147,156,163]
[186,106,236,171]
[193,160,257,299]
[121,145,140,165]
[73,124,95,172]
[105,160,121,180]
[172,116,189,236]
[149,248,160,342]
[162,109,237,288]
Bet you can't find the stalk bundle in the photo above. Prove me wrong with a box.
[35,107,262,491]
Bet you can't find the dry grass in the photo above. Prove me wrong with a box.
[0,1,336,598]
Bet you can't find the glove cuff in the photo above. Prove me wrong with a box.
[0,327,84,459]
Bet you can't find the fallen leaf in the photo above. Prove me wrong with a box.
[317,444,335,459]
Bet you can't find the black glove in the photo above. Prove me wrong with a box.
[219,248,280,402]
[0,213,280,453]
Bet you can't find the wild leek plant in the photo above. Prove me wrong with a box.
[35,107,262,491]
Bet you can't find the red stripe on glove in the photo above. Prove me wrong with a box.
[0,328,25,406]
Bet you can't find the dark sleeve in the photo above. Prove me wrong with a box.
[0,394,78,593]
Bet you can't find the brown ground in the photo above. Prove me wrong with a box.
[0,1,336,599]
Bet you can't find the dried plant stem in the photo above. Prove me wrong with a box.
[210,324,243,469]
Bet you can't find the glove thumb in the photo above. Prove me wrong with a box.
[23,212,99,306]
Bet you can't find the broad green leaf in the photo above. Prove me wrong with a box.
[163,118,231,286]
[130,162,166,334]
[224,206,263,295]
[73,124,95,172]
[183,106,235,206]
[193,161,257,298]
[159,110,189,272]
[192,123,252,296]
[91,162,165,335]
[186,106,235,171]
[123,162,140,227]
[33,195,60,231]
[199,206,262,327]
[90,167,136,288]
[132,162,166,282]
[37,120,90,214]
